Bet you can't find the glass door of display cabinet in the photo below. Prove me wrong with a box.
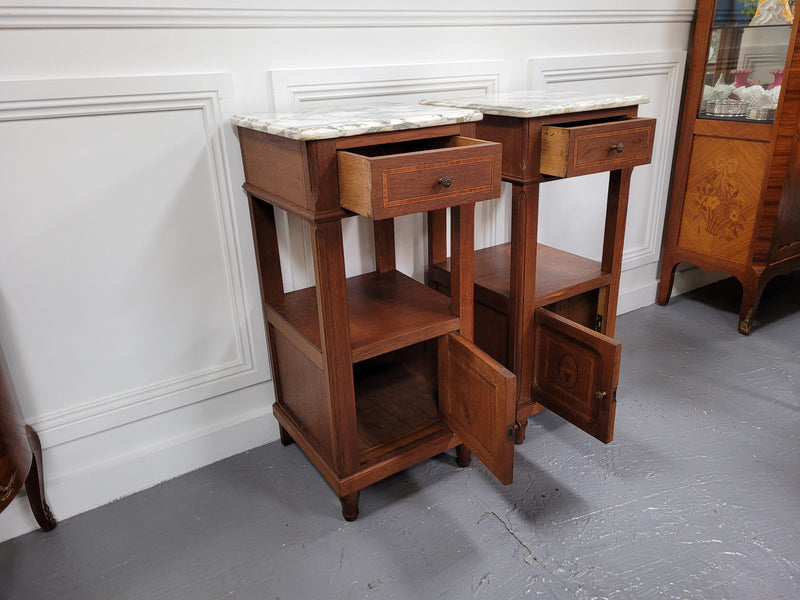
[702,0,795,123]
[658,0,800,336]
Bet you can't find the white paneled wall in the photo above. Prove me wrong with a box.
[0,1,697,540]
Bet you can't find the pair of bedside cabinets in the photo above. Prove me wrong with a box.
[233,93,655,520]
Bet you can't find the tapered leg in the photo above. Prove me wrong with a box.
[657,260,679,306]
[23,425,57,531]
[340,492,359,522]
[455,444,471,468]
[738,277,766,336]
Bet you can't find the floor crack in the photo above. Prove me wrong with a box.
[480,511,535,566]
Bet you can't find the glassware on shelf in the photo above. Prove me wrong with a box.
[769,68,784,88]
[732,69,754,86]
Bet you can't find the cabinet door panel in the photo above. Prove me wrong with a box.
[439,332,516,485]
[532,309,620,443]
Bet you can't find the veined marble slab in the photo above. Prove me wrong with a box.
[420,90,650,118]
[231,103,483,141]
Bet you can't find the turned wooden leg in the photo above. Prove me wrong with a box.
[23,425,57,532]
[455,444,471,468]
[278,424,295,446]
[340,491,359,522]
[514,418,529,445]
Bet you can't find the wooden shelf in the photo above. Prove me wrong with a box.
[267,270,460,363]
[432,242,612,314]
[353,345,444,465]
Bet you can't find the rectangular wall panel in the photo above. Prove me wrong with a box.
[0,74,269,448]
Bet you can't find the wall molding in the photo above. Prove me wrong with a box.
[270,63,502,113]
[530,51,687,271]
[0,7,696,30]
[0,74,268,449]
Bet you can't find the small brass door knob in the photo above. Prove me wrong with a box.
[611,143,625,153]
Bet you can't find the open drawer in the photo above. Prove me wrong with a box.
[338,136,502,219]
[540,117,655,178]
[531,308,621,443]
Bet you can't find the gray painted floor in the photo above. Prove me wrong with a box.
[1,274,799,600]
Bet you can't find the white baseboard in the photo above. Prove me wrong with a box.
[0,383,278,543]
[618,265,730,316]
[618,281,660,315]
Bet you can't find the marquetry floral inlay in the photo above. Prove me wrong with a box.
[696,159,746,240]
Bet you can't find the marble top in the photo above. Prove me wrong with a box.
[420,90,650,118]
[231,103,483,141]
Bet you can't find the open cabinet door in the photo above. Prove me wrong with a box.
[532,308,621,443]
[439,332,516,484]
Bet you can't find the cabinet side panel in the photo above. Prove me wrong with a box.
[239,128,313,211]
[769,130,800,262]
[270,326,332,456]
[476,115,525,180]
[677,136,770,264]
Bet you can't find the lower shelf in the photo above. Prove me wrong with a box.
[354,342,443,465]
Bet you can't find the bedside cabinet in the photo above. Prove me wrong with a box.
[422,91,655,444]
[233,104,518,520]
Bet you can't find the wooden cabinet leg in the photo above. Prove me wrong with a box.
[514,418,529,445]
[738,277,765,336]
[278,424,295,446]
[340,492,359,522]
[455,444,471,467]
[657,260,679,306]
[23,425,57,532]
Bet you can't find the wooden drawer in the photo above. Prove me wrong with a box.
[531,308,620,443]
[540,117,655,178]
[338,136,502,219]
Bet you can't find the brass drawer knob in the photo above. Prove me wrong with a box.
[611,142,625,154]
[438,176,453,188]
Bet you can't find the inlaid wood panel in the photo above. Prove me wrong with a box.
[677,136,770,264]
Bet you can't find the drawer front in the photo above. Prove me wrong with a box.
[338,136,502,219]
[531,308,620,443]
[541,117,655,178]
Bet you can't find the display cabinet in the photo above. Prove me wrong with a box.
[0,341,57,531]
[233,105,520,521]
[421,92,654,443]
[657,0,800,334]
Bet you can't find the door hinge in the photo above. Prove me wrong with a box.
[595,314,603,332]
[505,421,522,442]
